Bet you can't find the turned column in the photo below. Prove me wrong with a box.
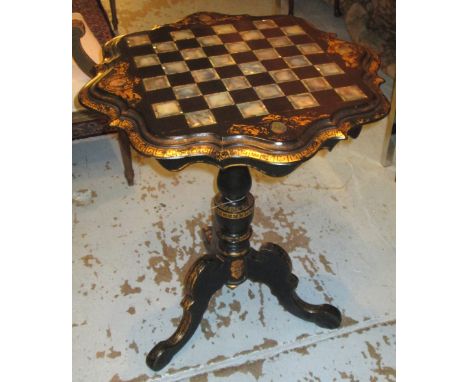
[213,166,254,287]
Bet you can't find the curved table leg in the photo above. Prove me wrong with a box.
[247,243,341,329]
[146,254,229,371]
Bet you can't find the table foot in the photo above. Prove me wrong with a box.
[146,254,229,371]
[247,243,341,329]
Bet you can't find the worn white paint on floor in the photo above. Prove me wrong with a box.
[72,117,395,382]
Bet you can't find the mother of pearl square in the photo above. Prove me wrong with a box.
[281,25,306,35]
[270,68,299,83]
[254,84,285,99]
[254,48,279,60]
[170,29,195,40]
[209,54,236,67]
[284,55,311,68]
[222,76,251,91]
[162,61,189,74]
[302,77,332,92]
[212,24,237,34]
[133,54,159,68]
[173,84,201,99]
[298,43,323,54]
[185,110,216,128]
[314,62,344,76]
[240,30,264,41]
[126,34,151,47]
[197,35,223,46]
[225,41,251,53]
[288,93,319,109]
[191,68,220,83]
[335,85,367,101]
[143,76,170,91]
[268,36,293,47]
[152,100,182,118]
[239,61,266,75]
[153,41,177,53]
[181,47,206,60]
[253,19,277,29]
[237,100,269,118]
[204,92,234,108]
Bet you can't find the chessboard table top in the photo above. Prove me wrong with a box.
[79,12,389,176]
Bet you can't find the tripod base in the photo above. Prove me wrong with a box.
[146,167,341,371]
[146,239,341,371]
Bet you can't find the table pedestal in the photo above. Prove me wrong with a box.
[146,166,342,371]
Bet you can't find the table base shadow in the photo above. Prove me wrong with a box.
[146,166,341,371]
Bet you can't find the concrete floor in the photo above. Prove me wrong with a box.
[73,1,395,381]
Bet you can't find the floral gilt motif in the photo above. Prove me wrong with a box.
[97,62,142,106]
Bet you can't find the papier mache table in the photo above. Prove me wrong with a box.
[78,12,389,371]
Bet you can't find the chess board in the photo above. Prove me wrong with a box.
[116,15,371,139]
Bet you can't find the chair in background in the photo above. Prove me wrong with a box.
[381,82,396,167]
[72,0,134,185]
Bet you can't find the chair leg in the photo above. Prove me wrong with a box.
[109,0,119,35]
[288,0,294,15]
[117,130,135,186]
[334,0,342,17]
[381,82,396,167]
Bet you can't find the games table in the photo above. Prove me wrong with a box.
[79,12,389,371]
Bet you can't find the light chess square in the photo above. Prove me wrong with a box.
[191,68,220,83]
[297,43,323,55]
[237,100,269,118]
[126,34,151,47]
[209,54,236,67]
[284,55,311,68]
[281,25,306,35]
[162,61,189,74]
[240,30,264,41]
[152,100,182,118]
[185,110,216,127]
[173,84,202,99]
[255,84,285,99]
[268,36,293,47]
[133,54,160,68]
[302,77,332,92]
[335,85,367,101]
[288,93,320,109]
[197,35,223,46]
[181,47,207,60]
[254,48,279,61]
[222,76,251,91]
[170,29,195,40]
[153,41,178,53]
[270,69,299,83]
[143,76,170,91]
[239,61,267,75]
[253,19,277,29]
[205,92,235,108]
[314,63,344,76]
[212,24,237,34]
[225,41,251,53]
